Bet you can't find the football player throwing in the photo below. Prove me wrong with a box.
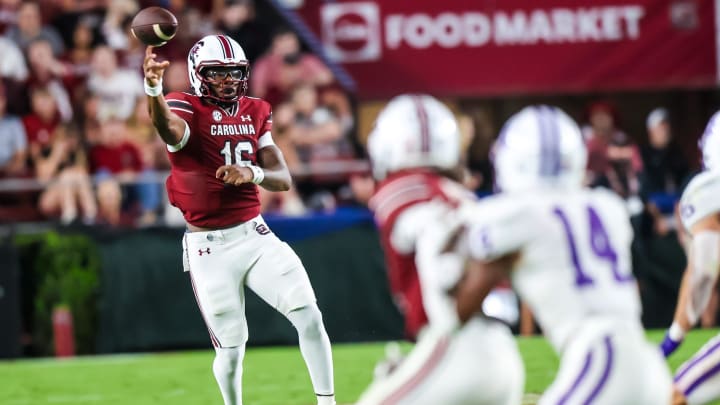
[143,36,335,405]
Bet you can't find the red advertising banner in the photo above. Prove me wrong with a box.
[293,0,718,99]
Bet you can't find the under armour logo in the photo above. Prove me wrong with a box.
[240,114,252,122]
[198,248,211,256]
[255,224,271,235]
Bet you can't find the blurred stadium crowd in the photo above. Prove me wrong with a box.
[0,0,703,245]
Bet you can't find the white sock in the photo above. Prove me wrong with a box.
[316,394,336,405]
[287,305,335,402]
[212,345,245,405]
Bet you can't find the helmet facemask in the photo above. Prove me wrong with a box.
[196,63,250,102]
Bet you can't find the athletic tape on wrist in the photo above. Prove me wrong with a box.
[249,165,265,184]
[144,79,163,97]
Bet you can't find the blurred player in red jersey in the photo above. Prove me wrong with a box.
[143,35,335,405]
[357,95,523,405]
[367,97,518,341]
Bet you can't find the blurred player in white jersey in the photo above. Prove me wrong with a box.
[445,106,672,405]
[659,111,720,405]
[356,94,524,405]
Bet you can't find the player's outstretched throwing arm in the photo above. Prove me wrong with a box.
[143,46,186,147]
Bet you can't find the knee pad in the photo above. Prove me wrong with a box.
[288,305,325,339]
[214,347,240,369]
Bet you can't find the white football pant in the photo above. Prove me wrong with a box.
[356,318,524,405]
[539,318,672,405]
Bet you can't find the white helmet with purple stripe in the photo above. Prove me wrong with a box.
[699,111,720,171]
[493,105,587,192]
[367,94,461,180]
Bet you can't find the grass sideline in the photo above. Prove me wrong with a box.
[0,329,718,405]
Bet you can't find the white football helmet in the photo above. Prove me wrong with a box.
[493,105,587,192]
[187,35,249,101]
[700,111,720,171]
[367,94,460,180]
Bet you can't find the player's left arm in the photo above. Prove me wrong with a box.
[454,202,534,323]
[456,252,517,323]
[662,197,720,356]
[254,145,292,191]
[685,216,720,321]
[216,108,292,191]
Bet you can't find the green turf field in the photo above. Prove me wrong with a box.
[0,329,718,405]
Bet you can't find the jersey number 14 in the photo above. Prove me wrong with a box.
[553,206,634,287]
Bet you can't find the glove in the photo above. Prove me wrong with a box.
[660,330,684,358]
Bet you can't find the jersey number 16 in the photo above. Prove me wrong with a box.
[220,140,254,166]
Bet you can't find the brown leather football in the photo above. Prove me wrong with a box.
[130,7,178,47]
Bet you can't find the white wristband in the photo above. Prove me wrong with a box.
[669,321,686,341]
[248,165,265,184]
[144,79,163,97]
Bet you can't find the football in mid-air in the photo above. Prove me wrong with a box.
[130,7,178,47]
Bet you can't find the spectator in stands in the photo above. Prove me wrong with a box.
[640,108,690,197]
[640,108,691,236]
[218,0,269,62]
[0,35,27,82]
[116,15,145,72]
[48,0,105,52]
[583,101,644,212]
[320,86,355,139]
[250,26,332,106]
[22,87,60,150]
[0,35,30,116]
[289,83,346,161]
[287,82,355,210]
[101,0,138,50]
[33,123,97,224]
[6,1,65,55]
[162,59,190,93]
[81,93,102,145]
[126,96,169,170]
[65,17,97,80]
[0,84,27,177]
[60,19,98,114]
[160,1,213,61]
[87,45,143,121]
[258,102,305,215]
[89,117,161,226]
[458,106,497,195]
[0,0,20,34]
[26,39,74,122]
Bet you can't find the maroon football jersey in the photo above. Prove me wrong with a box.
[165,92,272,228]
[369,169,464,340]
